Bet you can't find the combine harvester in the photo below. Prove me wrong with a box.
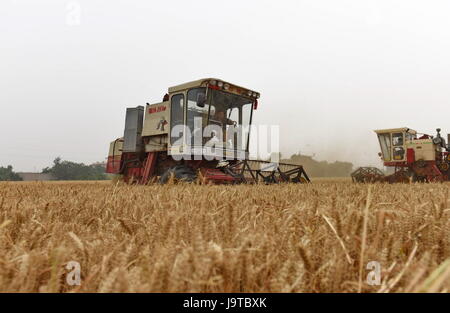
[352,127,450,183]
[106,78,310,184]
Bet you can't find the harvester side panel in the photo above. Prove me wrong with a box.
[123,106,144,153]
[106,139,123,174]
[142,102,170,137]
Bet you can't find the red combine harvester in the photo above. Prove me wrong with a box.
[106,78,310,184]
[352,127,450,183]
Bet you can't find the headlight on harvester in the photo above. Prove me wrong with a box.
[217,81,224,88]
[223,83,230,90]
[209,80,217,86]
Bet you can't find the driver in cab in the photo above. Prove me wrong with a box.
[210,109,237,127]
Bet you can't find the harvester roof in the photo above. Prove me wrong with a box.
[374,127,417,134]
[168,78,260,99]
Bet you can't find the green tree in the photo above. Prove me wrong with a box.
[0,165,23,181]
[43,157,108,181]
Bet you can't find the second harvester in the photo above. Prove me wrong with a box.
[352,127,450,183]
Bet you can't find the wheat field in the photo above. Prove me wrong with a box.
[0,180,449,293]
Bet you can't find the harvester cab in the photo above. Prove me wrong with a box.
[106,78,310,184]
[375,128,418,164]
[352,127,450,183]
[165,79,257,160]
[374,128,450,165]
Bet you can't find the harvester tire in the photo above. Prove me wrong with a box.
[416,160,426,168]
[438,162,449,172]
[159,165,197,184]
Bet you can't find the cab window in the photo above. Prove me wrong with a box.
[392,133,404,146]
[187,88,209,146]
[170,94,184,145]
[378,133,391,161]
[393,146,405,160]
[392,133,405,160]
[406,133,416,141]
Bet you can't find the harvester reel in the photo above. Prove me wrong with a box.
[292,176,308,184]
[221,165,246,183]
[235,160,310,184]
[351,167,385,183]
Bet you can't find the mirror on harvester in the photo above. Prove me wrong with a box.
[197,93,206,107]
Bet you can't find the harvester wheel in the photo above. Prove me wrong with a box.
[159,165,197,184]
[416,160,426,168]
[414,175,426,183]
[438,162,449,172]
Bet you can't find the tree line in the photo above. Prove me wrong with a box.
[0,158,109,181]
[0,166,23,181]
[280,153,353,177]
[42,157,109,181]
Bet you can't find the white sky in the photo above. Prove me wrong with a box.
[2,0,450,171]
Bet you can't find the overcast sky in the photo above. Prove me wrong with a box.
[2,0,450,171]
